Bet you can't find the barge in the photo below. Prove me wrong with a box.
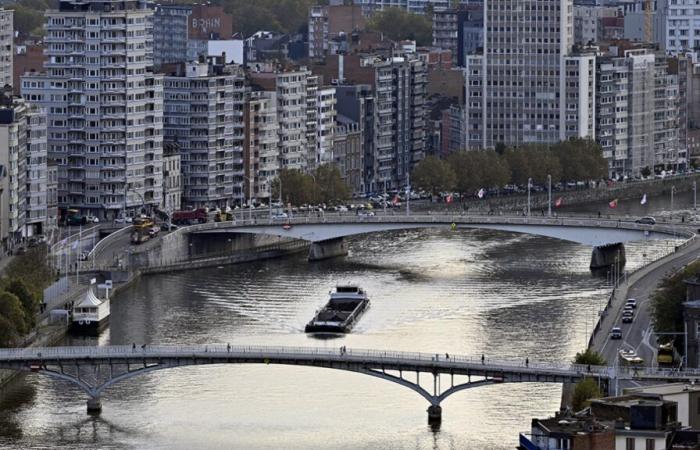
[305,286,370,333]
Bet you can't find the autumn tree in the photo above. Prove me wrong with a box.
[412,155,456,196]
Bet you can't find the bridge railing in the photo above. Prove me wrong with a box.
[0,344,609,375]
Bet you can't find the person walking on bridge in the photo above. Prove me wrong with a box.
[525,357,529,367]
[481,354,485,365]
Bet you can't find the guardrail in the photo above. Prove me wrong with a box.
[86,225,133,263]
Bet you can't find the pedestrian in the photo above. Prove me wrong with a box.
[141,344,146,350]
[227,343,231,352]
[587,364,591,372]
[481,354,485,365]
[525,357,529,367]
[445,352,449,360]
[340,347,343,355]
[597,211,601,218]
[132,343,136,351]
[205,346,208,353]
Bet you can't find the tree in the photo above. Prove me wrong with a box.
[572,378,602,412]
[314,164,350,204]
[573,348,606,366]
[641,166,652,178]
[448,151,482,195]
[651,260,700,352]
[0,314,19,347]
[367,8,432,46]
[5,246,54,301]
[4,278,39,330]
[0,291,29,336]
[504,148,531,186]
[277,168,316,206]
[412,156,456,196]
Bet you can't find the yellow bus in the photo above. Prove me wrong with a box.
[657,342,675,367]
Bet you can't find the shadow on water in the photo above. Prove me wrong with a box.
[0,379,36,440]
[306,332,345,341]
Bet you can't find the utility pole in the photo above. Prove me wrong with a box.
[527,178,532,217]
[547,174,552,217]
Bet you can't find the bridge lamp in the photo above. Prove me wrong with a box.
[527,178,532,217]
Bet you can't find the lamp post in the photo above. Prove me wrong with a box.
[527,177,532,217]
[547,174,552,217]
[269,176,283,221]
[406,171,411,217]
[694,180,697,211]
[671,185,676,214]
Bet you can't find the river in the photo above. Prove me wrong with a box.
[0,193,693,449]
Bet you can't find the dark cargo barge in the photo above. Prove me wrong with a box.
[305,286,370,333]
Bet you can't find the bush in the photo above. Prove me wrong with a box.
[573,348,606,366]
[572,378,602,412]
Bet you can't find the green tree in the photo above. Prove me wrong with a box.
[412,155,456,196]
[367,7,432,46]
[314,164,350,204]
[277,168,317,206]
[0,314,20,347]
[573,348,606,366]
[572,378,602,412]
[650,260,700,350]
[5,246,54,301]
[0,291,29,336]
[504,148,531,186]
[4,278,39,330]
[448,151,482,195]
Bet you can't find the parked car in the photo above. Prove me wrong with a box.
[635,216,656,225]
[625,299,637,309]
[114,216,126,224]
[611,327,622,339]
[271,212,288,219]
[86,215,99,224]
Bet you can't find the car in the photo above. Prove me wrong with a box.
[625,299,637,309]
[148,226,160,237]
[160,223,178,232]
[358,211,375,217]
[635,216,656,225]
[271,212,288,219]
[622,315,634,323]
[624,305,634,313]
[114,216,126,224]
[78,252,89,261]
[85,215,99,224]
[338,205,348,212]
[125,216,133,223]
[611,327,622,339]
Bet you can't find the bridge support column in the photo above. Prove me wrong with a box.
[427,404,442,429]
[590,242,626,271]
[87,396,102,414]
[308,238,348,261]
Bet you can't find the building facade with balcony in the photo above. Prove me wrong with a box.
[163,60,245,209]
[20,0,164,220]
[244,90,279,203]
[0,9,13,88]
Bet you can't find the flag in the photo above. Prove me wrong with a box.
[392,195,399,206]
[555,197,563,208]
[445,194,453,204]
[609,199,618,209]
[640,194,647,205]
[477,188,485,199]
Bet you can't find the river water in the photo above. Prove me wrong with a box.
[0,193,694,450]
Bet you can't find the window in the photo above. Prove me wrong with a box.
[626,438,635,450]
[646,439,655,450]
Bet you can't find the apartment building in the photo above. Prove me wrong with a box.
[161,142,181,212]
[432,4,483,67]
[249,68,312,172]
[0,9,12,88]
[162,60,246,209]
[244,90,279,203]
[464,0,598,149]
[315,87,337,165]
[152,4,191,67]
[353,0,450,15]
[308,4,365,60]
[21,0,164,220]
[596,46,684,178]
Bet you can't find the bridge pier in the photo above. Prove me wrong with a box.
[427,404,442,429]
[308,238,348,261]
[590,242,626,271]
[86,396,102,415]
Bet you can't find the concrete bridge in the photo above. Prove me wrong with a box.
[2,344,699,425]
[187,214,689,267]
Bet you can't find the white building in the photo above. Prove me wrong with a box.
[315,87,337,165]
[464,0,597,149]
[0,9,12,88]
[245,90,279,202]
[354,0,449,15]
[21,0,164,220]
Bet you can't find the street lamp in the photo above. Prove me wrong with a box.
[527,177,532,217]
[269,175,283,221]
[694,180,697,211]
[547,174,552,217]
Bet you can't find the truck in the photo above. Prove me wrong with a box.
[171,208,208,225]
[131,217,156,244]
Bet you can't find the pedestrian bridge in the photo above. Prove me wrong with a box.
[1,345,697,424]
[190,214,687,248]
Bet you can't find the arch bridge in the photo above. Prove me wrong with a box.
[3,344,694,426]
[187,214,689,265]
